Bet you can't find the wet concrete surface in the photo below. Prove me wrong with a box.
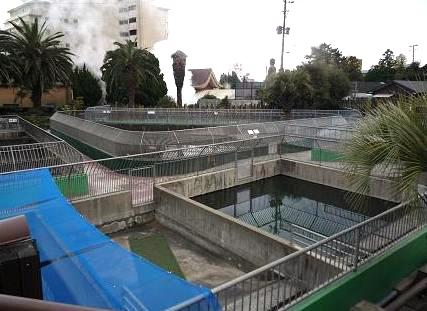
[111,220,246,288]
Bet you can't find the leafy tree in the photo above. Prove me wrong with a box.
[341,56,363,81]
[71,65,102,107]
[303,63,350,108]
[305,43,343,66]
[0,32,20,84]
[306,43,362,81]
[365,49,398,81]
[0,18,73,107]
[219,96,231,108]
[220,71,240,88]
[343,95,427,207]
[157,95,177,108]
[201,94,218,100]
[263,69,313,110]
[102,40,167,107]
[404,62,427,80]
[171,50,187,107]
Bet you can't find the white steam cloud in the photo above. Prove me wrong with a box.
[48,0,119,75]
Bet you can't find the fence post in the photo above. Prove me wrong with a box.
[129,169,134,204]
[153,164,157,185]
[353,227,361,271]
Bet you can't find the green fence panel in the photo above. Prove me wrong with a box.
[55,173,89,197]
[311,148,341,162]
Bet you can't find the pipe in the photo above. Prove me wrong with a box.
[0,294,109,311]
[0,216,30,246]
[385,277,427,311]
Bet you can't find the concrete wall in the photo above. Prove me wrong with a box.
[160,158,281,197]
[72,191,154,234]
[0,86,72,108]
[155,159,340,284]
[280,159,400,202]
[155,184,339,285]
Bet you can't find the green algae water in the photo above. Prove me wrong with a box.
[193,175,395,246]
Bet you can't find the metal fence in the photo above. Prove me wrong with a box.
[51,109,360,156]
[0,125,366,207]
[73,107,362,127]
[171,200,427,310]
[0,116,84,173]
[2,115,426,310]
[0,116,21,132]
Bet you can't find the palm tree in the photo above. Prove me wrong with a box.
[1,18,73,108]
[0,31,20,84]
[171,50,187,107]
[102,40,157,108]
[343,96,427,206]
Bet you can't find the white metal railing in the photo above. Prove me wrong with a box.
[170,200,426,310]
[0,116,84,173]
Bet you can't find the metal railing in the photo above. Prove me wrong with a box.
[171,200,427,310]
[51,109,359,156]
[0,116,21,132]
[0,116,84,173]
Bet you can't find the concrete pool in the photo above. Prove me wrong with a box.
[192,175,395,247]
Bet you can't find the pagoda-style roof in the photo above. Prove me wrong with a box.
[188,68,222,92]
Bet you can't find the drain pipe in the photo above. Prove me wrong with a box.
[384,276,427,311]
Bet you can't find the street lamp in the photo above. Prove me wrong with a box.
[277,0,293,71]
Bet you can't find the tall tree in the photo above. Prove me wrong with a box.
[0,18,73,107]
[220,71,240,89]
[71,65,103,107]
[303,63,351,108]
[341,56,363,81]
[305,43,343,66]
[0,32,20,84]
[306,43,362,81]
[102,40,159,108]
[365,49,398,81]
[171,50,187,107]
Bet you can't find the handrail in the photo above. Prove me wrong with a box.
[212,201,410,293]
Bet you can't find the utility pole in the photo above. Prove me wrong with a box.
[277,0,293,72]
[409,44,418,63]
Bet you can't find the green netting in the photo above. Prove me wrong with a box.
[311,148,341,162]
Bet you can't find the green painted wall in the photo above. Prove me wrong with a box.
[311,148,341,162]
[290,227,427,311]
[55,173,89,197]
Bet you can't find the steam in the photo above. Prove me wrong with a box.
[48,0,119,75]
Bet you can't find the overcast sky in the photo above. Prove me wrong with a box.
[1,0,427,103]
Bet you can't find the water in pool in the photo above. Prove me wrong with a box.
[193,175,395,247]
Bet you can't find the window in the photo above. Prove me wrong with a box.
[63,18,69,23]
[129,17,136,23]
[65,43,70,48]
[119,7,127,13]
[120,31,129,37]
[119,19,128,25]
[128,5,136,10]
[129,29,137,36]
[73,19,78,24]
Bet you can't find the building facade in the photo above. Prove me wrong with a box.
[118,0,169,49]
[5,0,168,51]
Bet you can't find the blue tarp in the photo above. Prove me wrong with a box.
[0,169,219,310]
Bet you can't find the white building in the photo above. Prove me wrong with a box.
[5,0,168,51]
[4,0,78,49]
[117,0,168,49]
[4,0,50,31]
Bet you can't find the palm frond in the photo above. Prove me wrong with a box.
[343,95,427,209]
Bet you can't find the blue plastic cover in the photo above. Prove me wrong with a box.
[0,169,219,310]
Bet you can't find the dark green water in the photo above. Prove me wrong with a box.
[193,176,395,246]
